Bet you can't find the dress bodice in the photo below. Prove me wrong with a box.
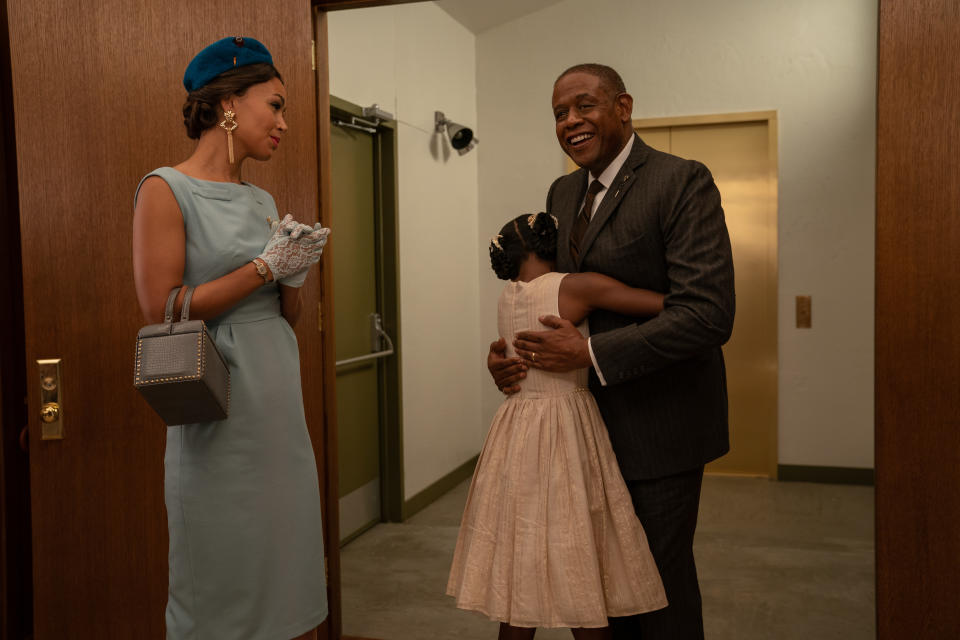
[498,271,589,396]
[136,167,281,325]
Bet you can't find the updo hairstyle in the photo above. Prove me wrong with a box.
[182,63,283,139]
[489,212,560,280]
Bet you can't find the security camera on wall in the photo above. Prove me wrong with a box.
[435,111,479,155]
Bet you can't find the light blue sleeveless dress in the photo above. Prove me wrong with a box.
[136,167,328,640]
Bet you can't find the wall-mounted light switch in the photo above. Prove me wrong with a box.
[796,295,812,329]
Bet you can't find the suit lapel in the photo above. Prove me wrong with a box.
[576,135,650,269]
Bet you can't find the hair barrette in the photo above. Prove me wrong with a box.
[490,234,504,251]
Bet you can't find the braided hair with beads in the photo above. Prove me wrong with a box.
[488,212,560,280]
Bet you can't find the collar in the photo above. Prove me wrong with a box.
[588,134,635,188]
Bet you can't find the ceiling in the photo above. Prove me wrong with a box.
[434,0,565,35]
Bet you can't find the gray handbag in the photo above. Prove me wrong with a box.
[134,286,230,424]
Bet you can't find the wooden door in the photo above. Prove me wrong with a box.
[7,1,333,637]
[633,115,779,478]
[876,0,960,636]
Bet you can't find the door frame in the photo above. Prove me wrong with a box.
[0,0,30,632]
[329,94,405,529]
[312,8,411,637]
[313,7,424,637]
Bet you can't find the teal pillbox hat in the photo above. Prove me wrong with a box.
[183,36,274,92]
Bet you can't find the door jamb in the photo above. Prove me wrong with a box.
[313,10,343,639]
[0,1,31,633]
[312,5,426,638]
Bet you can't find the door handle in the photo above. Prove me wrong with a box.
[37,359,64,440]
[41,402,61,423]
[336,313,395,368]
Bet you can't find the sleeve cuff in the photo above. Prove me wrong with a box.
[587,337,608,386]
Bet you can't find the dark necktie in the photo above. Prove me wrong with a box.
[569,179,604,262]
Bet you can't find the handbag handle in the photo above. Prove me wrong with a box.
[180,287,194,321]
[163,287,181,323]
[162,286,195,323]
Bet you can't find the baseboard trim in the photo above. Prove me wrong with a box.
[402,455,478,520]
[778,464,874,486]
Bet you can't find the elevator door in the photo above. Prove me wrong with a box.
[640,117,779,478]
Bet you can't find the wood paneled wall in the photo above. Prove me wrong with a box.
[876,1,960,636]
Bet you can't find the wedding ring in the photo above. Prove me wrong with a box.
[531,352,537,362]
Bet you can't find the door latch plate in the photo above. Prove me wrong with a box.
[37,358,64,440]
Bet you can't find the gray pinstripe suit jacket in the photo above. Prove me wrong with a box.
[548,134,736,481]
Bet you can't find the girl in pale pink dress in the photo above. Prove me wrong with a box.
[447,213,668,640]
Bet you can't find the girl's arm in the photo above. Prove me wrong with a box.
[133,177,271,324]
[558,272,664,325]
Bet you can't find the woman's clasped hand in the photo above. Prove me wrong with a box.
[259,213,331,287]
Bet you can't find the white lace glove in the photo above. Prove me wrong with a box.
[269,216,329,243]
[279,225,331,288]
[273,218,325,241]
[257,215,328,281]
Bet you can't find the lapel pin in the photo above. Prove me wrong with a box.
[613,174,630,198]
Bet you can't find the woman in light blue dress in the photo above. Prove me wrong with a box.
[132,37,328,640]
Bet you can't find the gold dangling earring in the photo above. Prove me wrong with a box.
[218,110,238,164]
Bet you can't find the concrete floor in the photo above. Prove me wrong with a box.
[341,475,874,639]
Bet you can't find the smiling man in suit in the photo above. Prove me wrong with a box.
[489,64,735,639]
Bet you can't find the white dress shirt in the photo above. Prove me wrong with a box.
[583,135,635,386]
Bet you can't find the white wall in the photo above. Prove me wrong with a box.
[475,0,877,469]
[329,0,877,478]
[328,4,483,499]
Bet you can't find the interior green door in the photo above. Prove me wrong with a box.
[331,117,382,543]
